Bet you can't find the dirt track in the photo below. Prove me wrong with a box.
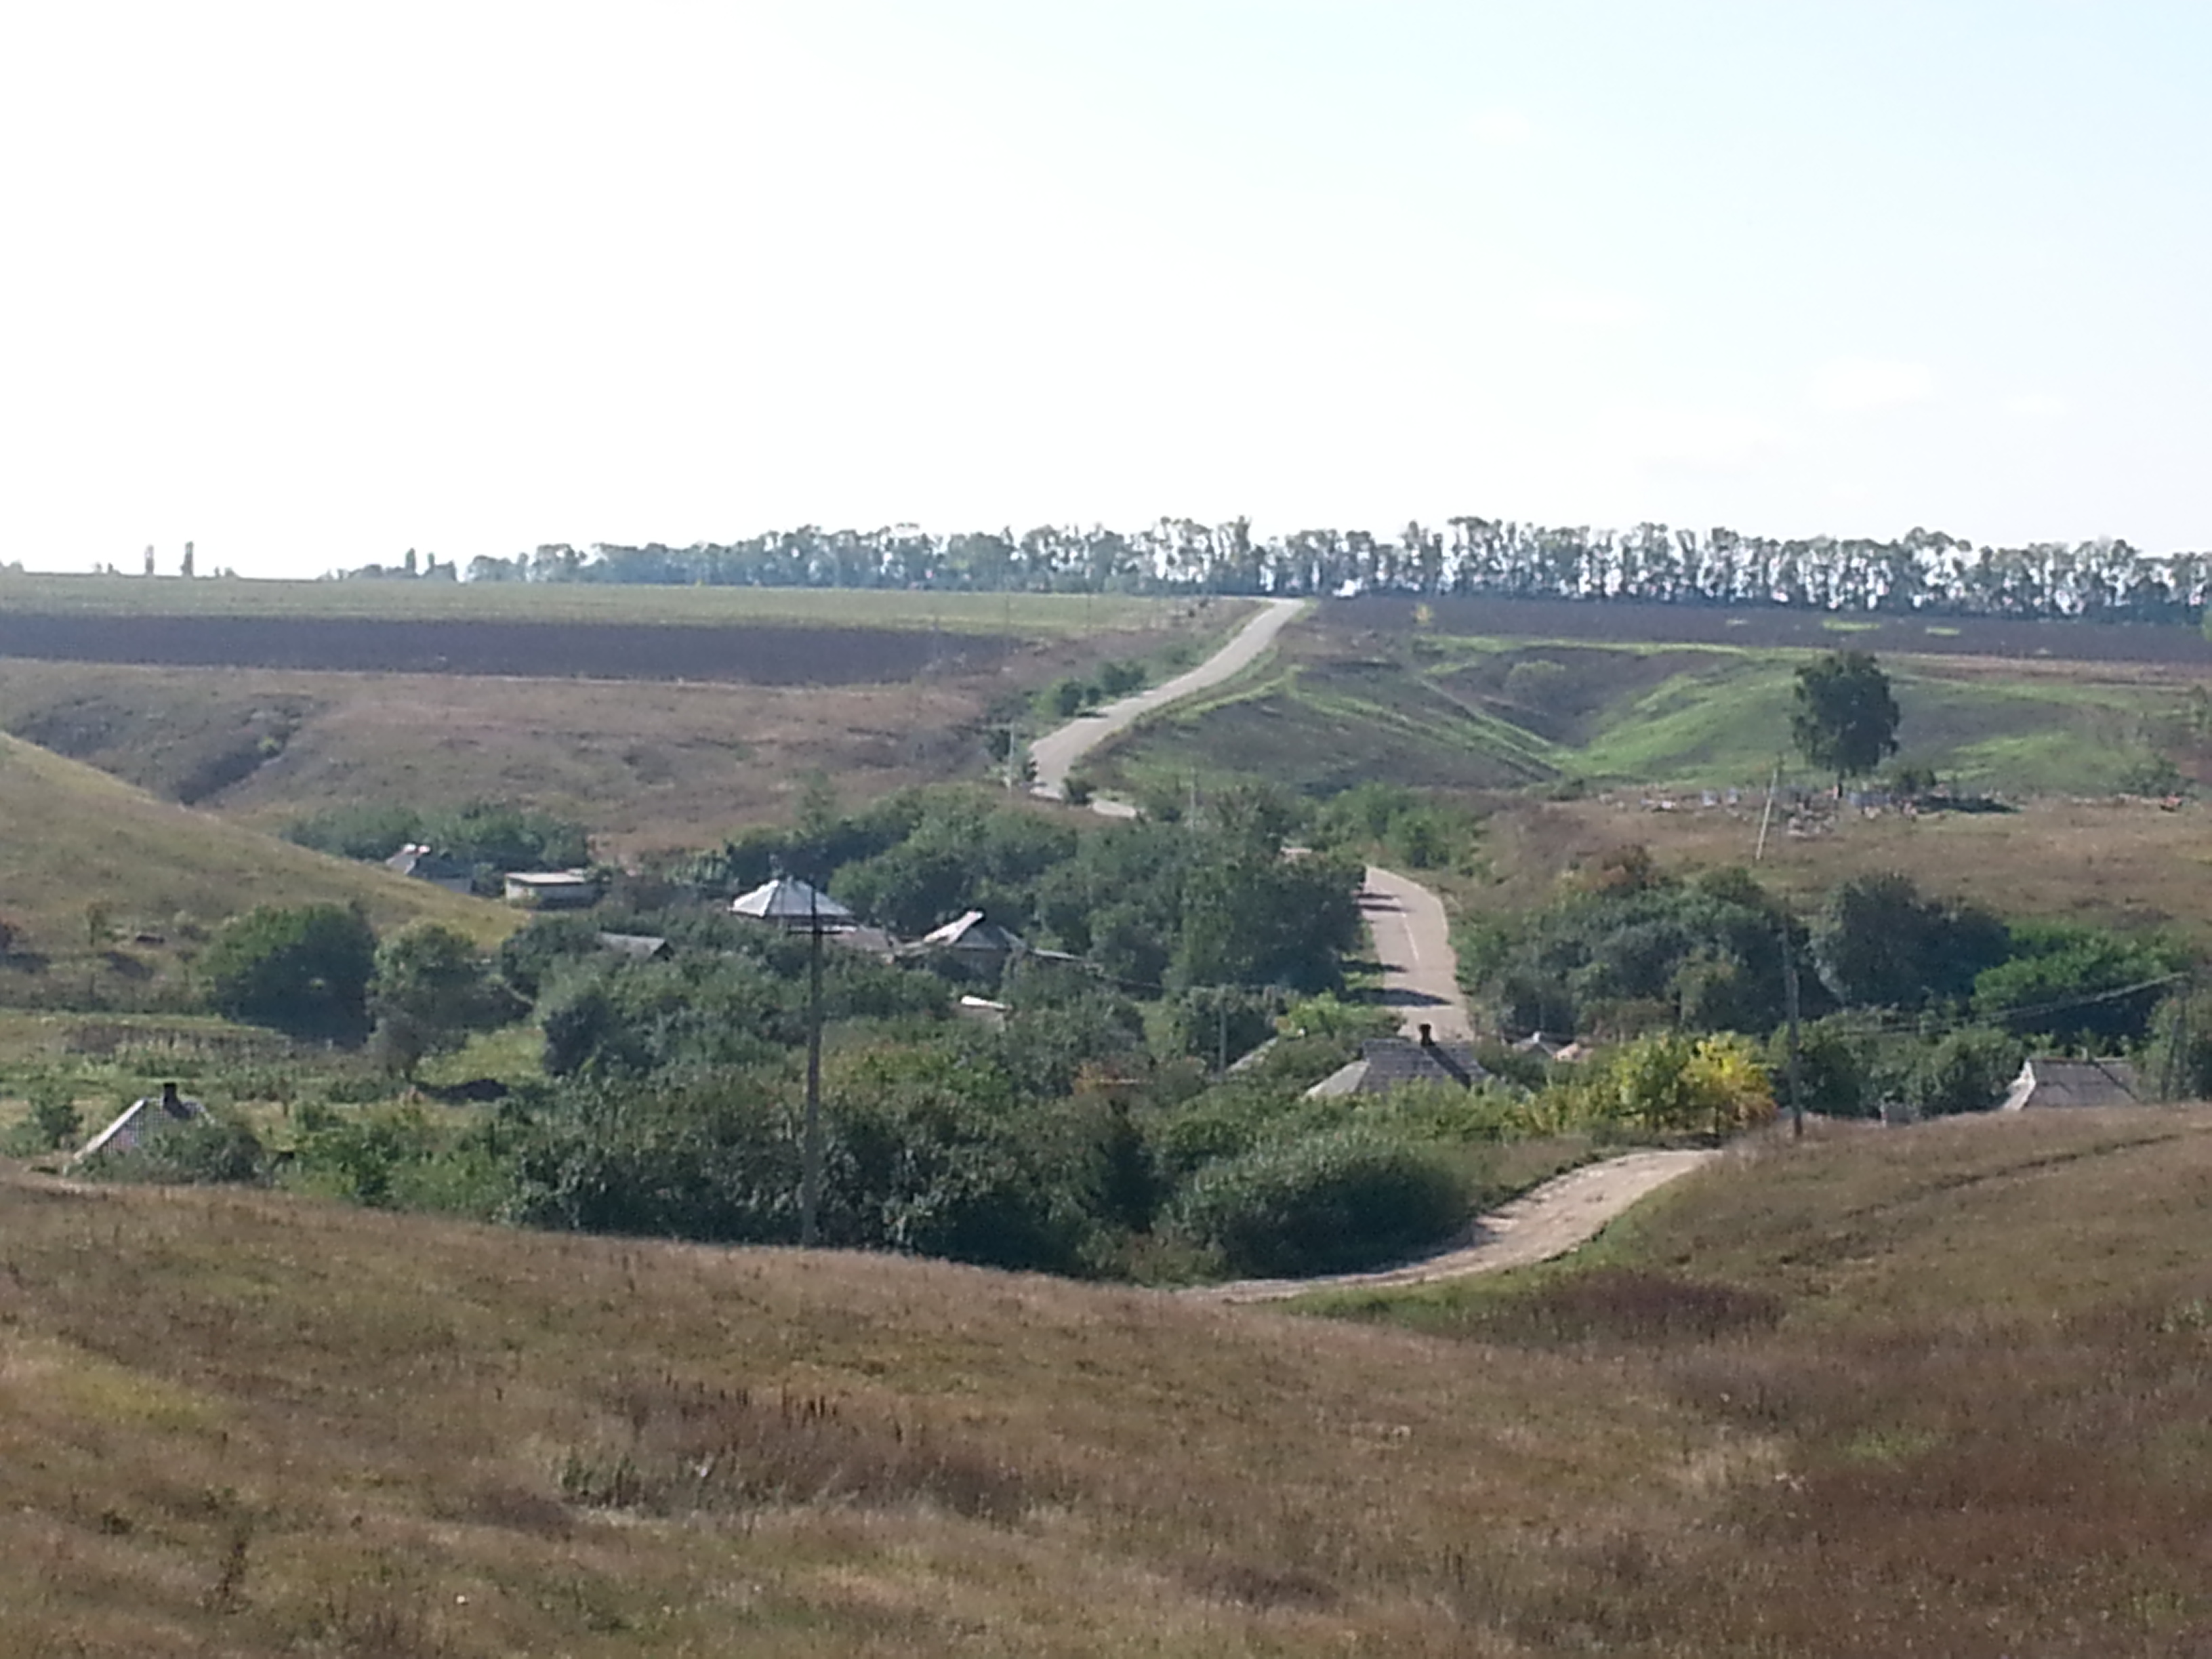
[1191,1148,1721,1305]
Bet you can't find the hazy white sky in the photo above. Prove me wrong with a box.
[3,1,2207,577]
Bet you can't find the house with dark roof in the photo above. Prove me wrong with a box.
[1305,1025,1488,1099]
[73,1082,204,1165]
[914,910,1027,973]
[384,844,474,895]
[1999,1057,2142,1111]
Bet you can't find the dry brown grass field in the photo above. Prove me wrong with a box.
[1311,1107,2212,1655]
[4,1109,2211,1656]
[0,601,1237,857]
[1467,788,2212,935]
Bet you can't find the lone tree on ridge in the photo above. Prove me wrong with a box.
[1791,650,1901,794]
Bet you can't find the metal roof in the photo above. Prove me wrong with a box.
[731,876,854,922]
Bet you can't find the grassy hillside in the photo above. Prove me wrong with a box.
[1092,623,2203,803]
[0,734,510,999]
[1307,1108,2212,1656]
[0,602,1241,854]
[5,1111,2211,1655]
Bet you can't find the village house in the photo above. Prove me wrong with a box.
[914,910,1027,976]
[2000,1057,2142,1111]
[384,844,474,895]
[1305,1024,1488,1099]
[730,875,854,930]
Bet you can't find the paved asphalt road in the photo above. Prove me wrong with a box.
[1359,865,1476,1043]
[1027,597,1304,808]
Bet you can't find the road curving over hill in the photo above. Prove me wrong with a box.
[1029,596,1304,811]
[1191,1148,1723,1305]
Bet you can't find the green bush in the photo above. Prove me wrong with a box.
[1169,1126,1467,1277]
[3,1084,83,1155]
[1906,1027,2024,1117]
[200,902,378,1040]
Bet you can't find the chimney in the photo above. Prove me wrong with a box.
[1418,1023,1435,1048]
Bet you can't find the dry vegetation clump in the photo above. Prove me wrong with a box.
[557,1374,1052,1523]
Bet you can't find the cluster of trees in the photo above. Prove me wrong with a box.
[285,800,591,877]
[331,549,457,581]
[199,903,514,1071]
[1043,657,1150,720]
[1465,855,2190,1116]
[670,785,1364,995]
[461,520,2212,621]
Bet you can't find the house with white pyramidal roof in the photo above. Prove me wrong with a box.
[731,876,855,930]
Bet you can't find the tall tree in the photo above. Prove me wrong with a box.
[1791,651,1902,792]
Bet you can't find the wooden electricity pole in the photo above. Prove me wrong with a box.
[1782,920,1805,1140]
[801,885,824,1246]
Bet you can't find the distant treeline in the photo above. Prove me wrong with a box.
[458,520,2212,622]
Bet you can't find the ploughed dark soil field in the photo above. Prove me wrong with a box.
[1331,594,2212,663]
[0,612,1009,684]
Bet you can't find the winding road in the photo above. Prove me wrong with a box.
[1191,1149,1723,1305]
[1023,600,1716,1301]
[1028,596,1305,811]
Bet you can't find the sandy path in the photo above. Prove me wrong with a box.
[1029,597,1304,808]
[1361,865,1475,1042]
[1189,1148,1721,1305]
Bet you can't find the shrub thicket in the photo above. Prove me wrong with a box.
[1170,1126,1469,1277]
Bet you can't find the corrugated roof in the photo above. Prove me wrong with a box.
[2000,1057,2141,1111]
[920,910,1025,951]
[1304,1036,1488,1099]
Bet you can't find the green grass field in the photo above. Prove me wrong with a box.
[1092,626,2197,804]
[0,571,1180,635]
[5,1109,2211,1655]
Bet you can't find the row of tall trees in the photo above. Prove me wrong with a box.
[464,521,2212,621]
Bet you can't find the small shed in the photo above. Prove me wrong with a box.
[1305,1025,1489,1099]
[384,844,475,895]
[73,1082,204,1165]
[596,932,672,962]
[731,876,854,930]
[2000,1057,2142,1112]
[503,870,599,909]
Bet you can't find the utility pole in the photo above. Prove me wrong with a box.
[1755,756,1782,863]
[800,884,824,1246]
[2163,973,2192,1102]
[1782,920,1805,1140]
